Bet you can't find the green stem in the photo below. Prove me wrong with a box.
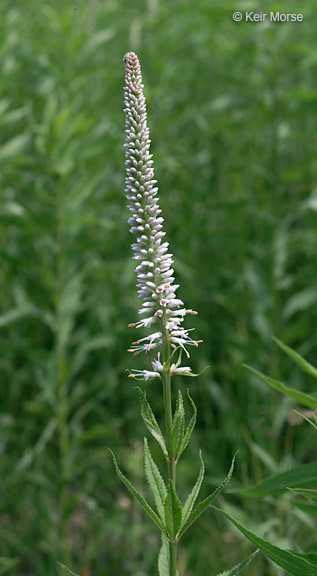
[161,320,178,576]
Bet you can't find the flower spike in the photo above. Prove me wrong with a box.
[124,52,201,360]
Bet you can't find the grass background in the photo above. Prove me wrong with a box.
[0,0,316,575]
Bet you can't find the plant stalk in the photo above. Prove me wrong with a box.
[161,320,178,576]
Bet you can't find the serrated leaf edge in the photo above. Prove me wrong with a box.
[177,389,197,461]
[109,449,168,538]
[164,480,183,539]
[144,437,167,520]
[177,453,236,539]
[182,450,205,528]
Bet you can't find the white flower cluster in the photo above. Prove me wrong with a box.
[128,354,193,381]
[124,52,202,365]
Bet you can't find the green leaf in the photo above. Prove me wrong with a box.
[57,563,80,576]
[109,449,168,538]
[172,390,185,457]
[295,552,317,566]
[212,507,317,576]
[182,450,205,529]
[288,488,317,502]
[291,500,317,516]
[144,438,167,521]
[272,337,317,379]
[293,410,317,431]
[178,453,236,539]
[136,387,168,458]
[158,535,169,576]
[215,549,259,576]
[177,390,197,461]
[164,480,183,539]
[237,462,317,498]
[245,365,317,409]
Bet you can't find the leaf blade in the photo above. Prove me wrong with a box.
[272,337,317,379]
[288,488,317,502]
[158,536,170,576]
[177,390,197,461]
[215,549,259,576]
[144,437,167,520]
[136,387,168,457]
[178,453,236,539]
[182,450,205,528]
[237,462,317,498]
[245,365,317,409]
[172,390,185,457]
[212,507,317,576]
[109,449,168,537]
[164,480,183,539]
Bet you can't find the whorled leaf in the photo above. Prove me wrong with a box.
[182,450,204,529]
[164,480,183,539]
[109,449,168,538]
[177,453,236,540]
[144,437,167,521]
[172,390,185,458]
[136,387,168,458]
[176,390,197,462]
[158,535,169,576]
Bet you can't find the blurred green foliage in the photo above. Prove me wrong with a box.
[0,0,316,575]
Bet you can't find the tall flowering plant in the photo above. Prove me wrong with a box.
[109,52,255,576]
[58,52,315,576]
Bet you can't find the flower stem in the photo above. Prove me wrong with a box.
[161,321,178,576]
